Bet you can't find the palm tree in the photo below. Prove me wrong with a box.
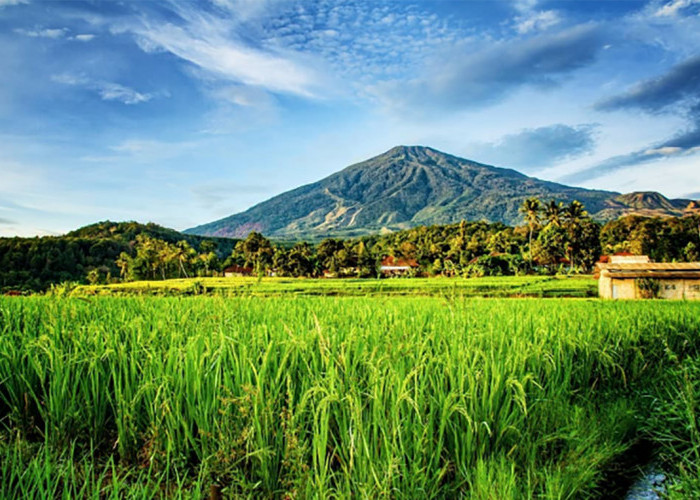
[563,200,588,271]
[545,200,563,227]
[174,241,194,278]
[116,252,130,280]
[520,198,542,264]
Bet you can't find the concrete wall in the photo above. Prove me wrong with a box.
[658,279,700,300]
[611,279,638,299]
[599,276,700,299]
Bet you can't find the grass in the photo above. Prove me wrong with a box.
[1,296,699,498]
[74,275,598,298]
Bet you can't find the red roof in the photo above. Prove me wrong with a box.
[381,256,419,268]
[224,265,254,274]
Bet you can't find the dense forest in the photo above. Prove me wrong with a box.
[0,222,237,292]
[2,201,700,292]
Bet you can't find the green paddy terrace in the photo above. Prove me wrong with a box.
[74,275,597,298]
[1,295,700,498]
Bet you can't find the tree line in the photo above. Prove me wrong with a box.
[2,202,699,291]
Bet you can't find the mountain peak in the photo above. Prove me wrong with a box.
[382,145,440,159]
[185,147,690,240]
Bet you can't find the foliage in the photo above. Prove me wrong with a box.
[4,208,700,292]
[0,222,237,292]
[600,215,700,262]
[636,278,661,299]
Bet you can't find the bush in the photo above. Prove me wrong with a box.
[637,278,661,299]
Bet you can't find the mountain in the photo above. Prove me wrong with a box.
[594,192,692,220]
[186,146,695,240]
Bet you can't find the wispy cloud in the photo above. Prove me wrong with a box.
[121,8,324,98]
[73,34,95,42]
[466,124,597,171]
[14,27,96,41]
[595,53,700,113]
[654,0,700,17]
[562,142,700,184]
[510,0,561,34]
[569,54,700,182]
[262,0,464,82]
[0,0,28,7]
[374,23,608,112]
[515,10,561,34]
[209,0,291,21]
[15,27,67,38]
[52,73,162,105]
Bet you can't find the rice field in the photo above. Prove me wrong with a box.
[1,296,699,498]
[74,275,597,298]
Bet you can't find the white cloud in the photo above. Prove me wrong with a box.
[125,12,322,98]
[581,150,700,198]
[15,27,97,42]
[0,0,28,7]
[515,10,561,34]
[644,145,700,156]
[97,83,153,104]
[654,0,700,17]
[212,85,275,108]
[15,27,68,38]
[51,73,160,105]
[209,0,289,21]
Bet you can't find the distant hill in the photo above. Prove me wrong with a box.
[68,221,237,257]
[0,221,238,292]
[186,146,696,240]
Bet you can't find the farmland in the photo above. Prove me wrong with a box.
[73,275,597,298]
[1,296,699,498]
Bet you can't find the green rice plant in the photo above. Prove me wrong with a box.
[0,296,699,497]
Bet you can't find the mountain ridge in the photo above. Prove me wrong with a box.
[186,146,696,239]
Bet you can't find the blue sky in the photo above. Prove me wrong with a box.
[1,0,700,236]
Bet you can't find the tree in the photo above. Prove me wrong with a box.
[545,200,563,227]
[317,239,342,273]
[520,198,542,264]
[563,200,590,271]
[233,232,274,275]
[532,223,567,267]
[116,252,130,280]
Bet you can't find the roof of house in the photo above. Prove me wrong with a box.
[597,262,700,279]
[224,265,254,273]
[380,256,419,268]
[598,253,650,264]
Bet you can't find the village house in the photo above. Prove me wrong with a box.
[596,255,700,299]
[380,256,420,276]
[223,265,254,277]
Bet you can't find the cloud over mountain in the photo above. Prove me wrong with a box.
[466,124,597,171]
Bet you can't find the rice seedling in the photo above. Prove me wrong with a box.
[0,296,698,498]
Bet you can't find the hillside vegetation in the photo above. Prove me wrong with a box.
[3,211,700,292]
[0,221,237,292]
[186,146,695,240]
